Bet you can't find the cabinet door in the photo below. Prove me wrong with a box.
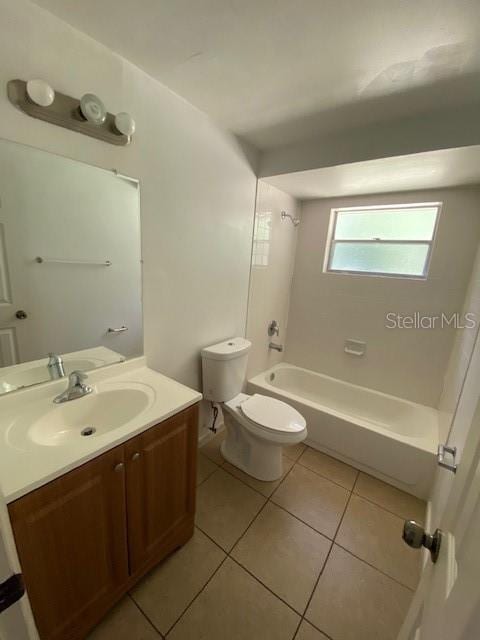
[8,446,129,640]
[125,404,198,576]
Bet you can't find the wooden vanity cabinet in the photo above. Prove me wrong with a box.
[125,407,197,577]
[8,403,199,640]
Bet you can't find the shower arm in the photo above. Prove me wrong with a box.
[280,211,300,226]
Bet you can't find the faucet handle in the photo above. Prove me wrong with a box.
[69,370,88,385]
[268,320,280,337]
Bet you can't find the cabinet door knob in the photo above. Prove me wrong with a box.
[131,452,141,461]
[114,462,125,473]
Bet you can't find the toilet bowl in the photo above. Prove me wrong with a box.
[221,392,307,481]
[201,338,307,482]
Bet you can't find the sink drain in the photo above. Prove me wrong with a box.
[81,427,96,437]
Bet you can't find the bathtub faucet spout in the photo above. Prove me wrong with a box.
[269,342,283,352]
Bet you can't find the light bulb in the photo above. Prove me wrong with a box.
[26,79,55,107]
[114,112,136,137]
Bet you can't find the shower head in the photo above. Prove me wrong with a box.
[281,211,300,227]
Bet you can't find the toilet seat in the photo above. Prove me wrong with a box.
[239,394,306,434]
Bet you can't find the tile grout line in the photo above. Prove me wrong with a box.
[332,541,416,592]
[163,553,230,637]
[333,472,418,592]
[350,490,426,524]
[195,464,218,488]
[294,477,358,640]
[229,555,305,618]
[333,471,358,540]
[268,500,334,541]
[294,540,336,640]
[295,459,360,492]
[165,501,273,637]
[128,593,165,639]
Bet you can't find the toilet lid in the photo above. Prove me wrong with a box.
[240,394,306,433]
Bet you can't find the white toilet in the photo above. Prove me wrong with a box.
[201,338,307,481]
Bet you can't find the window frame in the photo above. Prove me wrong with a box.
[324,202,442,280]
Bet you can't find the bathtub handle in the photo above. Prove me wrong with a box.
[268,320,280,337]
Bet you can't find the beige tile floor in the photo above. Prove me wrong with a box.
[88,432,425,640]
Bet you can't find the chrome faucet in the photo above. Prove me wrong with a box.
[269,342,283,352]
[54,371,93,404]
[47,353,65,380]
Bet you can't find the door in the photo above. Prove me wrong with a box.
[125,404,198,575]
[398,341,480,639]
[8,446,129,640]
[0,498,35,640]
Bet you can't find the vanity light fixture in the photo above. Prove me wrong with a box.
[7,79,134,146]
[26,79,55,107]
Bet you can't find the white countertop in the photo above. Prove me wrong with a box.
[0,358,202,503]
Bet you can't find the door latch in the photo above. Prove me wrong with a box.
[437,444,457,473]
[403,520,442,563]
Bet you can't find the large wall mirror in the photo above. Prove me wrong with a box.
[0,139,142,395]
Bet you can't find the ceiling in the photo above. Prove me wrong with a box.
[33,0,480,151]
[263,146,480,199]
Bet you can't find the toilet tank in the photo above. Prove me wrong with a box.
[201,338,251,402]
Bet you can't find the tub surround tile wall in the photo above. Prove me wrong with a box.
[285,187,480,406]
[246,181,300,378]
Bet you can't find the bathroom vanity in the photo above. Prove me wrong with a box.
[0,359,201,640]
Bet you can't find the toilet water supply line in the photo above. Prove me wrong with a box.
[210,402,219,433]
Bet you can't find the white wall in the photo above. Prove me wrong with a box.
[246,181,299,377]
[285,187,480,406]
[0,1,258,434]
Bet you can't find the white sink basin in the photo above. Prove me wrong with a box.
[7,382,156,449]
[29,389,152,446]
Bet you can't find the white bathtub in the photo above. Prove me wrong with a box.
[248,363,439,499]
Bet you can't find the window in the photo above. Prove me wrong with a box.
[324,203,440,278]
[252,212,272,266]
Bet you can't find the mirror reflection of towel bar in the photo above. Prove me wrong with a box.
[35,256,112,266]
[107,326,128,333]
